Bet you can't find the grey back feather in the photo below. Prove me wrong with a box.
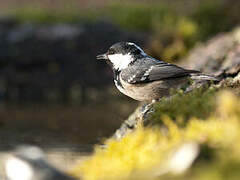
[121,56,199,84]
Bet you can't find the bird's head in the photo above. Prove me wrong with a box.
[97,42,146,70]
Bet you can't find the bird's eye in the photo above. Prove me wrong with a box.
[108,48,115,55]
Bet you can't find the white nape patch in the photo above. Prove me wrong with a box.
[127,42,146,55]
[108,53,134,70]
[6,157,33,180]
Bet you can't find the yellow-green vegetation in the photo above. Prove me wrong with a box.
[70,89,240,180]
[150,88,217,126]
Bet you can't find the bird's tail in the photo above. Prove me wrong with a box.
[190,73,220,81]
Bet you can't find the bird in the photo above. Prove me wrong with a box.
[4,145,77,180]
[97,42,218,102]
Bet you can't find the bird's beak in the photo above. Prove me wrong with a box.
[96,53,108,60]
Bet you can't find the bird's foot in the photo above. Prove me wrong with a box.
[139,99,157,124]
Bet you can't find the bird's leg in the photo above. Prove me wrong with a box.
[140,100,156,115]
[138,99,157,126]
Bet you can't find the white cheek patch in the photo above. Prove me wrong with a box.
[5,157,33,180]
[108,53,134,70]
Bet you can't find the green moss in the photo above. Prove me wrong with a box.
[150,88,217,126]
[5,0,240,62]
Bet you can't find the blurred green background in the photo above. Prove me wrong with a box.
[0,0,239,164]
[3,0,240,61]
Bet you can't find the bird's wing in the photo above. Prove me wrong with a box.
[121,59,199,84]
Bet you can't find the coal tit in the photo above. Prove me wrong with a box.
[97,42,218,101]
